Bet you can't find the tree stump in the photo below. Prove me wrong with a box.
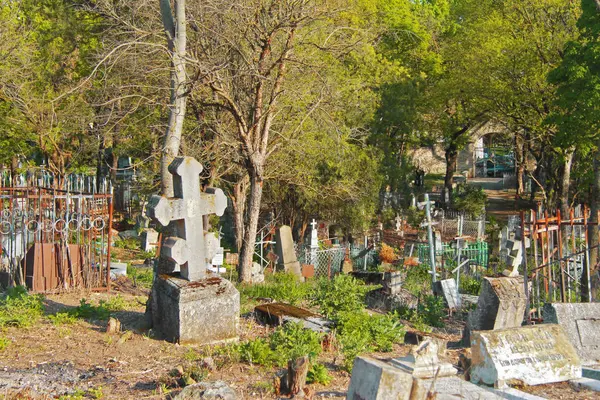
[287,355,309,396]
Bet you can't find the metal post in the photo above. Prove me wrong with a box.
[425,194,437,286]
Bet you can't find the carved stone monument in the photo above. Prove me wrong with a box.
[146,156,239,344]
[462,276,526,344]
[470,324,581,387]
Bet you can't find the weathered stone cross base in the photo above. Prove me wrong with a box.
[149,274,240,345]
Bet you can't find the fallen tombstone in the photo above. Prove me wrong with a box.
[254,302,332,333]
[470,324,581,387]
[110,261,127,279]
[543,302,600,367]
[462,276,526,345]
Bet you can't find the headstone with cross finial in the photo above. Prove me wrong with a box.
[147,157,227,281]
[145,156,239,345]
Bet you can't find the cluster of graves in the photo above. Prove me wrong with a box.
[347,271,600,399]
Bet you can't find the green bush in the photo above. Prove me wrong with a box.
[335,310,405,371]
[239,273,312,305]
[311,275,371,318]
[403,265,430,297]
[417,295,446,328]
[0,286,44,328]
[270,322,323,366]
[240,338,273,366]
[452,184,487,216]
[459,276,481,295]
[307,363,332,385]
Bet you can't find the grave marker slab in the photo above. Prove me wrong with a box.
[463,276,526,344]
[470,324,581,387]
[437,278,460,309]
[275,225,302,279]
[543,303,600,366]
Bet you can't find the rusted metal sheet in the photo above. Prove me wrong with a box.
[255,302,316,326]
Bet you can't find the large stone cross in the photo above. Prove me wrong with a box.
[147,157,227,281]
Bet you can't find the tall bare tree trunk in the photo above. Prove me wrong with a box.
[160,0,187,197]
[238,168,263,282]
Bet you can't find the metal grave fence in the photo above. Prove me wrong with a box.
[0,177,113,292]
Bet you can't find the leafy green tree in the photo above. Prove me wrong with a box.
[547,0,600,296]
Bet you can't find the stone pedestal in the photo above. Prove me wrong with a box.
[150,274,239,344]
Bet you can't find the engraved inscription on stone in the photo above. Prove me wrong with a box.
[471,324,581,386]
[576,319,600,347]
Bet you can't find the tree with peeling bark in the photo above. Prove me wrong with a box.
[159,0,188,197]
[183,0,334,281]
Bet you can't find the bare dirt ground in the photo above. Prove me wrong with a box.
[1,281,596,400]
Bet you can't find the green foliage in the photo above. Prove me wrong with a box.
[0,286,44,328]
[306,363,332,385]
[0,336,10,351]
[311,275,372,318]
[459,276,481,296]
[239,273,313,306]
[270,322,323,366]
[403,265,430,297]
[48,311,78,326]
[68,296,126,321]
[114,238,139,250]
[451,184,487,216]
[405,207,425,229]
[417,295,446,328]
[336,310,405,371]
[128,266,154,289]
[239,322,323,367]
[240,338,274,366]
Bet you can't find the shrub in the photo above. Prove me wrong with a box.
[452,184,487,216]
[379,243,398,264]
[239,338,274,366]
[403,264,430,297]
[459,276,481,295]
[311,275,371,318]
[307,363,332,385]
[335,310,405,371]
[270,322,323,366]
[239,273,312,305]
[0,286,44,328]
[417,295,446,328]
